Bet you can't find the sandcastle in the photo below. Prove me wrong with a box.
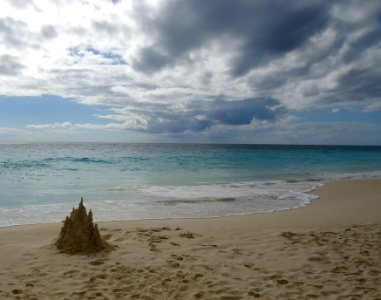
[55,198,111,255]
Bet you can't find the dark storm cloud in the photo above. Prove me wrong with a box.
[130,0,381,110]
[316,2,381,106]
[133,47,170,72]
[333,68,381,103]
[245,1,381,105]
[0,55,25,76]
[341,28,380,63]
[145,113,212,134]
[208,98,284,125]
[132,0,330,76]
[127,97,286,134]
[229,2,330,77]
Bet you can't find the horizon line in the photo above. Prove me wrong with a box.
[1,142,381,147]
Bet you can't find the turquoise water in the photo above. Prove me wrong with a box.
[1,143,381,226]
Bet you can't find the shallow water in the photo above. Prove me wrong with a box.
[1,143,380,226]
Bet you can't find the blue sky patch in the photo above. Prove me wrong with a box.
[86,47,128,65]
[294,108,381,124]
[68,47,127,65]
[68,47,84,58]
[0,95,109,127]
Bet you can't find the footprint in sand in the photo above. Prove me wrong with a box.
[96,273,108,279]
[248,291,262,297]
[179,232,200,239]
[89,259,107,266]
[193,273,204,280]
[149,242,159,252]
[149,226,171,233]
[63,269,79,278]
[201,244,218,248]
[71,290,86,297]
[94,292,105,297]
[220,295,242,300]
[276,278,289,285]
[171,254,184,261]
[11,289,23,295]
[150,235,170,243]
[168,261,180,268]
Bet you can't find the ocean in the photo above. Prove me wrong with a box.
[1,143,381,227]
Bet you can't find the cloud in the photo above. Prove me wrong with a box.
[27,122,75,129]
[132,0,330,76]
[27,120,145,131]
[23,118,381,145]
[364,102,381,113]
[0,17,29,48]
[28,97,287,135]
[132,47,170,73]
[5,0,34,9]
[261,121,381,145]
[333,67,381,104]
[1,0,379,108]
[0,0,380,143]
[0,126,30,135]
[41,25,58,40]
[92,20,122,36]
[208,98,285,125]
[0,126,33,143]
[139,97,286,134]
[0,55,25,75]
[195,117,381,145]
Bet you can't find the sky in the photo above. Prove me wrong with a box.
[0,0,381,145]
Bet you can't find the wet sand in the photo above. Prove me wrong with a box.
[0,179,380,299]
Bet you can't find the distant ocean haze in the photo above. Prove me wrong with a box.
[0,143,380,227]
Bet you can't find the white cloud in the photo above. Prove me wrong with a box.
[27,122,73,129]
[364,101,381,112]
[0,127,30,135]
[27,118,147,131]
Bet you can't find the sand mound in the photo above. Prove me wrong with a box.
[55,198,111,255]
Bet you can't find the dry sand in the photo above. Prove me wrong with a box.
[0,179,380,299]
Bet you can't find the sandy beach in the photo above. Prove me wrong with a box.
[0,179,380,299]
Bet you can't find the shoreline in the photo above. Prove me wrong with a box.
[1,178,379,230]
[0,179,380,299]
[97,178,381,232]
[2,169,381,228]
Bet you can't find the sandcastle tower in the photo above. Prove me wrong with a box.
[55,198,110,255]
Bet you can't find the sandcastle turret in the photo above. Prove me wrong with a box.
[55,198,111,255]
